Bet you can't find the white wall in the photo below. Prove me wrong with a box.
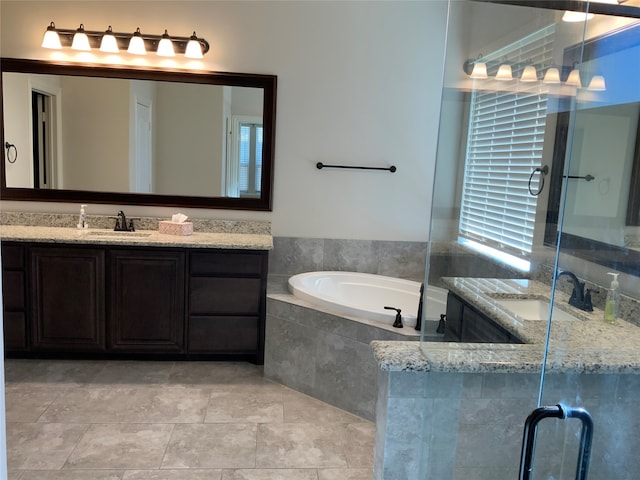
[0,0,448,241]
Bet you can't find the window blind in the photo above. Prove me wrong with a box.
[459,25,556,257]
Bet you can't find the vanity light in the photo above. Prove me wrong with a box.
[542,67,561,84]
[99,26,119,53]
[520,65,538,82]
[71,24,91,51]
[588,75,607,91]
[127,28,146,55]
[41,22,62,49]
[495,64,513,81]
[470,61,488,79]
[157,30,175,57]
[41,22,210,58]
[566,69,582,88]
[185,32,204,59]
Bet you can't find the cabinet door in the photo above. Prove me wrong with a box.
[109,249,185,352]
[30,246,106,351]
[2,243,28,351]
[460,306,511,343]
[444,293,463,342]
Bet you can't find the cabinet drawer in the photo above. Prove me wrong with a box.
[1,244,24,269]
[190,277,262,314]
[190,251,264,276]
[2,271,25,310]
[188,316,258,353]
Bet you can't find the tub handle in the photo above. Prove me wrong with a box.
[384,306,403,328]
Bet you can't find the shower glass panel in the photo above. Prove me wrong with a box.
[419,1,640,478]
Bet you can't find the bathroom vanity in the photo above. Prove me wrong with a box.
[0,223,271,364]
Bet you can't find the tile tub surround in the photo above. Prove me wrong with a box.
[4,359,375,479]
[264,294,442,421]
[371,342,640,480]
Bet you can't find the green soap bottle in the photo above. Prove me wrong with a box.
[604,272,619,324]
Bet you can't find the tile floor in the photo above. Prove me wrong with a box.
[4,359,375,480]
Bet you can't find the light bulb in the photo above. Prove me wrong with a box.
[470,62,488,79]
[495,64,513,81]
[566,69,582,88]
[157,30,175,57]
[100,26,119,53]
[71,24,91,51]
[128,28,146,55]
[543,67,561,84]
[588,75,606,91]
[42,22,62,49]
[185,32,203,59]
[520,66,537,82]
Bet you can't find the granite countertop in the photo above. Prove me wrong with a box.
[372,277,640,375]
[0,224,272,250]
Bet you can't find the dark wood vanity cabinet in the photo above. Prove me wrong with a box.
[445,293,521,344]
[109,249,185,353]
[0,242,267,363]
[30,246,106,352]
[1,243,28,351]
[188,251,267,362]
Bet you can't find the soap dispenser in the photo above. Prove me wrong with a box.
[604,272,620,324]
[77,204,89,229]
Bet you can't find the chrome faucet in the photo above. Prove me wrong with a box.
[114,210,135,232]
[556,271,593,311]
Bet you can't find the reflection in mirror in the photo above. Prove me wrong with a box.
[545,22,640,274]
[1,59,276,210]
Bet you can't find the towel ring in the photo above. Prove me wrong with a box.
[4,142,17,164]
[528,165,549,196]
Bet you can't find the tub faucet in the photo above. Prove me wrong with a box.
[556,271,593,311]
[384,306,403,328]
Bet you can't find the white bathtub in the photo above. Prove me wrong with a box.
[288,271,448,328]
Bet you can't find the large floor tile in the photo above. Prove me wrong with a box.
[342,422,376,468]
[19,471,124,480]
[122,470,222,479]
[6,422,89,470]
[5,384,67,422]
[221,469,319,480]
[162,424,258,469]
[283,389,363,424]
[90,361,175,385]
[5,359,106,385]
[205,383,285,424]
[168,362,263,385]
[64,423,174,470]
[256,423,349,468]
[317,469,373,480]
[39,385,209,424]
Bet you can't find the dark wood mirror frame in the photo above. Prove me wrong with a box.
[544,23,640,277]
[0,58,277,211]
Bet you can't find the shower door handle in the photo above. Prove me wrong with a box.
[519,404,593,480]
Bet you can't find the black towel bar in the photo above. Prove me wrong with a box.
[316,162,396,173]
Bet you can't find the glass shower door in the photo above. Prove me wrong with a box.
[419,1,640,478]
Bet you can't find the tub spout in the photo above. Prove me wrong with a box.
[384,306,403,328]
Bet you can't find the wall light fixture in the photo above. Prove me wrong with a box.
[41,22,209,58]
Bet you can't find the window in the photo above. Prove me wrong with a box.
[239,122,263,197]
[458,25,556,270]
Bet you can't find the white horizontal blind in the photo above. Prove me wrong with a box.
[459,25,556,257]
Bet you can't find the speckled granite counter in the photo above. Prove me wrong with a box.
[372,277,640,374]
[0,224,272,250]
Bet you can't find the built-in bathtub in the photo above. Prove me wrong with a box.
[288,271,448,328]
[265,272,447,420]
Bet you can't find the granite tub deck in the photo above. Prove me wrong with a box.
[371,277,640,480]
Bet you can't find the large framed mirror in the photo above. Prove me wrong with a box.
[544,23,640,276]
[1,58,276,210]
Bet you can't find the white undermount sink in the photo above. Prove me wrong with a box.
[494,298,578,322]
[85,230,152,238]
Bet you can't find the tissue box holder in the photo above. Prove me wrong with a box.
[159,221,193,236]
